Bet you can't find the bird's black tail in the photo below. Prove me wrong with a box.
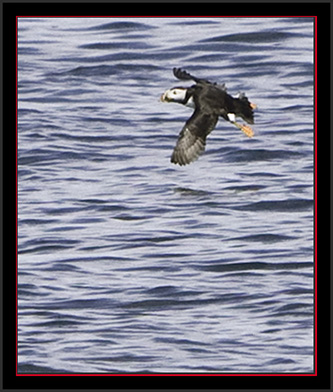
[234,94,255,124]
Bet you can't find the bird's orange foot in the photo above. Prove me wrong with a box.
[233,121,254,137]
[240,124,254,138]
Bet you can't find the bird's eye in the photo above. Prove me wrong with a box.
[173,91,177,95]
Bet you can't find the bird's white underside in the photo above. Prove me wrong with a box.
[227,113,236,122]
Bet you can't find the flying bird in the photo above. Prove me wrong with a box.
[160,68,257,166]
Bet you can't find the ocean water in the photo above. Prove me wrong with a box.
[17,17,314,374]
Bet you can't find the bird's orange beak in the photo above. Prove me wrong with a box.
[160,91,170,102]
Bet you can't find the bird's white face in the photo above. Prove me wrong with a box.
[160,88,187,103]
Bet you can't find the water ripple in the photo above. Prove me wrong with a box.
[18,17,314,374]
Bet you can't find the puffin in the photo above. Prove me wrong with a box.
[160,68,257,166]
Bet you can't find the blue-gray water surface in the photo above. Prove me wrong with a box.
[17,17,314,374]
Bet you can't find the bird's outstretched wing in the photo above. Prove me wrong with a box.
[173,67,211,85]
[171,109,218,166]
[173,67,227,92]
